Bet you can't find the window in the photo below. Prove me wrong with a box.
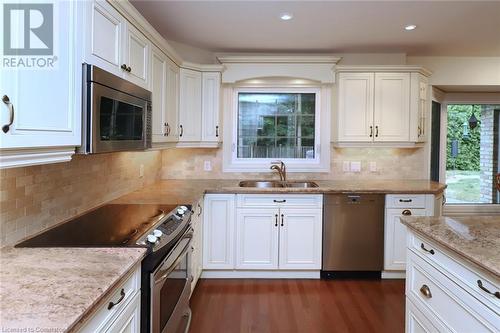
[237,92,316,159]
[223,86,330,172]
[445,104,499,204]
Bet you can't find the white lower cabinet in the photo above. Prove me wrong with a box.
[78,265,141,333]
[190,198,204,295]
[405,231,500,332]
[203,194,323,277]
[202,194,236,269]
[384,194,436,273]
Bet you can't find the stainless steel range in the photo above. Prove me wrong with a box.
[17,203,193,333]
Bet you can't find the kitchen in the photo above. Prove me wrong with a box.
[0,1,499,332]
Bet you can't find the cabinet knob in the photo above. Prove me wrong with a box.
[419,284,432,299]
[369,126,373,138]
[215,125,219,137]
[121,64,128,71]
[375,126,379,137]
[179,125,183,137]
[275,214,278,227]
[280,214,284,227]
[2,95,14,133]
[402,209,412,216]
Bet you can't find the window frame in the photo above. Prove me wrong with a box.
[223,85,331,173]
[434,92,500,215]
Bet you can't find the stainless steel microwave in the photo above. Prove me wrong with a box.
[79,64,152,154]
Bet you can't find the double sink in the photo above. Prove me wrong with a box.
[239,180,319,188]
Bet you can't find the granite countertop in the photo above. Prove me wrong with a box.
[0,247,146,332]
[113,179,446,206]
[401,215,500,278]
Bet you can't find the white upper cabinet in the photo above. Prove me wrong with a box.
[179,68,202,142]
[0,0,83,168]
[236,209,279,270]
[335,67,430,145]
[279,208,323,270]
[123,23,150,89]
[337,73,374,142]
[165,61,179,142]
[201,72,221,142]
[373,73,410,142]
[84,1,149,89]
[85,0,123,76]
[150,46,168,142]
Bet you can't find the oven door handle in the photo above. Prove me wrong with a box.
[153,230,193,286]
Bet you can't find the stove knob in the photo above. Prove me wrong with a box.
[176,208,185,216]
[147,234,158,243]
[180,205,188,212]
[153,229,163,238]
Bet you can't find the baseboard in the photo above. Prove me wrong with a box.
[381,271,406,279]
[201,270,321,279]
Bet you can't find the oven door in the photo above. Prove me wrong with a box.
[151,228,193,333]
[90,82,151,153]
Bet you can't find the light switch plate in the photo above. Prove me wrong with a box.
[350,161,361,173]
[342,161,350,172]
[204,160,212,171]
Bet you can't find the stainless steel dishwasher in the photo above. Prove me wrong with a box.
[322,194,385,278]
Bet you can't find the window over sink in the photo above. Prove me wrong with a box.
[223,85,331,173]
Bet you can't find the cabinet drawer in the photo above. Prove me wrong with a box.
[386,194,427,208]
[407,251,498,332]
[406,297,447,333]
[78,265,141,332]
[236,194,323,208]
[409,233,500,313]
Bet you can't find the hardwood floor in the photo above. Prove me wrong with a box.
[190,279,405,333]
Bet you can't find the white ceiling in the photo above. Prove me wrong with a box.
[131,1,500,57]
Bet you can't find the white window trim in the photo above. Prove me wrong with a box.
[223,85,331,173]
[435,92,500,215]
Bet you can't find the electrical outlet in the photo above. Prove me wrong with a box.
[342,161,350,172]
[139,164,144,178]
[369,161,377,172]
[204,160,212,171]
[350,161,361,173]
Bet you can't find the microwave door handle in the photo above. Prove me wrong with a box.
[153,232,193,285]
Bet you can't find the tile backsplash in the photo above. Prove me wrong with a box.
[0,151,162,246]
[161,146,428,180]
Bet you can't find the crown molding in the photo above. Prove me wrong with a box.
[181,61,225,72]
[216,53,342,64]
[336,65,432,77]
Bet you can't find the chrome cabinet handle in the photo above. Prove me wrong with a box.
[273,199,286,203]
[215,125,219,137]
[420,243,435,255]
[477,280,500,299]
[179,125,183,137]
[2,95,14,133]
[280,214,284,227]
[275,214,278,227]
[375,125,379,137]
[420,285,432,299]
[402,209,412,216]
[369,125,373,138]
[108,288,125,310]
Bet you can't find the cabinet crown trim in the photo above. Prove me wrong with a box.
[216,54,342,64]
[336,65,432,76]
[181,61,224,72]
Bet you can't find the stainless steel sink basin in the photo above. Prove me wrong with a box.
[239,180,284,188]
[284,181,319,188]
[238,180,319,188]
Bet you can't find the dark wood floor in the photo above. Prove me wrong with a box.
[189,278,405,333]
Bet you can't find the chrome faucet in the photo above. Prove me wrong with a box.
[270,161,286,182]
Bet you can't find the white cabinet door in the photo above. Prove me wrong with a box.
[337,73,374,142]
[410,73,428,143]
[164,60,179,142]
[384,208,427,271]
[104,293,140,333]
[85,0,124,77]
[0,0,82,150]
[203,194,235,269]
[373,73,410,142]
[150,46,167,143]
[191,198,203,295]
[123,23,149,89]
[179,69,202,142]
[201,72,221,142]
[235,209,279,270]
[278,208,322,270]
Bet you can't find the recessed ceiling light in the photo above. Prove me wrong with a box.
[405,24,417,31]
[280,13,293,21]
